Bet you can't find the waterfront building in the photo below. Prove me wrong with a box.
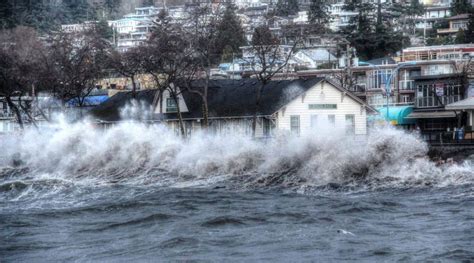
[90,78,376,137]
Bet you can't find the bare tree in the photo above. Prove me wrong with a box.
[182,4,223,129]
[145,11,197,137]
[246,25,299,137]
[48,29,111,116]
[107,47,144,98]
[0,26,46,129]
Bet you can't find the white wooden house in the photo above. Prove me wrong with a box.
[91,78,376,137]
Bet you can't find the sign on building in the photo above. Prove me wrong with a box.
[468,80,474,97]
[435,83,444,96]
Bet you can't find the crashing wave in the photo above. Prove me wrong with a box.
[0,120,473,192]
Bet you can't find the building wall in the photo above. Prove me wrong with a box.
[0,119,15,133]
[277,81,368,136]
[160,82,369,137]
[154,89,189,114]
[97,74,156,90]
[165,117,268,137]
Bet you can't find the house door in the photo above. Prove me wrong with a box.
[345,115,355,135]
[185,121,193,137]
[310,115,318,131]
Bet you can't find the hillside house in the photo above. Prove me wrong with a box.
[437,14,470,37]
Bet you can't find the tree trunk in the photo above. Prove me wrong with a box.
[35,94,50,122]
[131,75,137,98]
[170,89,186,138]
[158,89,164,121]
[252,83,265,138]
[19,103,38,129]
[202,96,209,129]
[5,96,24,130]
[202,69,210,129]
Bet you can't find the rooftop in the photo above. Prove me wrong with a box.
[90,78,327,122]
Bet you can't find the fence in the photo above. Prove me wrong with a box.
[422,131,474,146]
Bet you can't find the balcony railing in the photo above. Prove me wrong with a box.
[422,131,474,146]
[399,80,415,91]
[437,28,459,34]
[349,84,366,93]
[0,111,13,118]
[416,95,461,108]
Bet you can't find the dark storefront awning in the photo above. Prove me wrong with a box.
[406,111,457,119]
[445,97,474,110]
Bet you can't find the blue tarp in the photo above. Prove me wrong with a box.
[67,95,109,107]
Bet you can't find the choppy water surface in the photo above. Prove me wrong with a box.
[1,122,473,261]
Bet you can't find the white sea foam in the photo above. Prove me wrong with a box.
[0,117,473,190]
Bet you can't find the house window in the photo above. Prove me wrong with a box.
[310,115,318,129]
[166,97,178,112]
[401,95,412,104]
[345,115,355,135]
[1,102,6,115]
[416,83,462,108]
[263,118,274,137]
[369,69,392,89]
[309,104,337,109]
[185,121,192,136]
[290,115,300,136]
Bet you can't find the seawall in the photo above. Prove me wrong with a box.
[428,145,474,162]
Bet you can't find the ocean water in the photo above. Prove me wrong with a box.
[1,122,473,262]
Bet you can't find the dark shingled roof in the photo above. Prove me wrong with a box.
[89,77,351,122]
[176,77,325,119]
[89,89,156,122]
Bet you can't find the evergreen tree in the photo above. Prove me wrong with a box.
[0,0,116,31]
[455,28,466,43]
[408,0,425,16]
[94,19,114,40]
[451,0,473,16]
[342,1,408,60]
[464,13,474,43]
[102,0,122,19]
[215,4,246,60]
[142,0,155,7]
[275,0,299,17]
[308,0,330,25]
[426,20,451,45]
[404,0,425,34]
[63,0,95,23]
[0,1,14,29]
[252,25,278,46]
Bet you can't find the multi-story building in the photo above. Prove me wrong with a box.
[295,44,474,109]
[328,0,358,31]
[437,13,470,37]
[414,1,451,31]
[61,21,96,33]
[110,6,162,52]
[401,44,474,62]
[407,73,466,139]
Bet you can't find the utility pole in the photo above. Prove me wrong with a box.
[346,44,352,90]
[377,0,382,26]
[423,12,427,44]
